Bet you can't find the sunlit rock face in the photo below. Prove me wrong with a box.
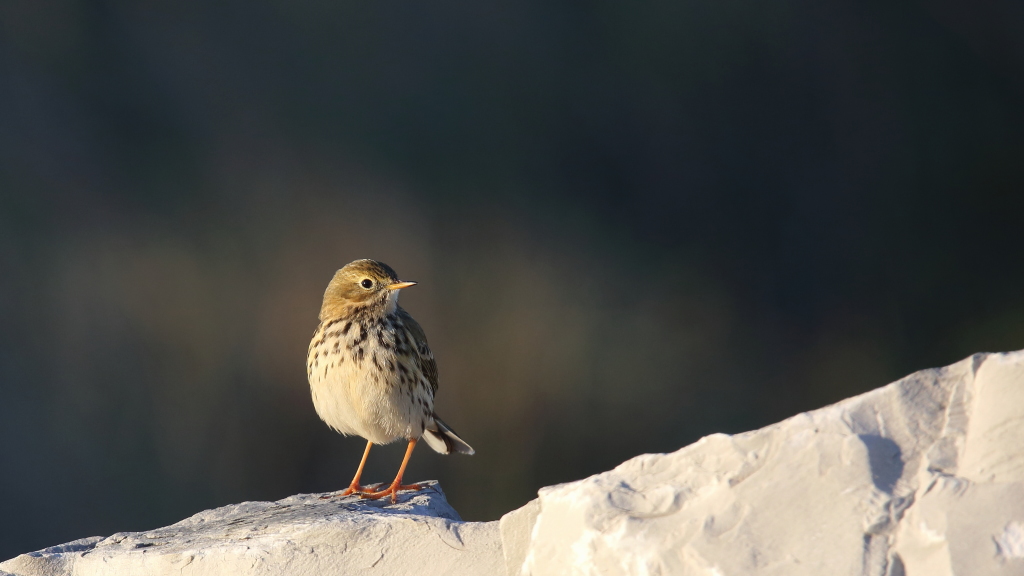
[504,351,1024,576]
[5,351,1024,576]
[0,483,504,576]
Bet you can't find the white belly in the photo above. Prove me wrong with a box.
[307,322,432,444]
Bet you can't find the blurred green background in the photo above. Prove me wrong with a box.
[2,0,1024,559]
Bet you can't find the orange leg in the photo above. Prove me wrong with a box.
[361,438,427,503]
[321,440,378,499]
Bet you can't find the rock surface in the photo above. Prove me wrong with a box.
[505,350,1024,576]
[5,351,1024,576]
[0,482,503,576]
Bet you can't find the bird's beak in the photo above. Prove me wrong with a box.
[386,281,417,290]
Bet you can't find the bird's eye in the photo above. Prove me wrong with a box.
[361,279,374,289]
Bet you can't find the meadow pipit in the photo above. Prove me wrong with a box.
[307,259,474,503]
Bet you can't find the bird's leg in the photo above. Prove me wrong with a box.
[321,441,378,499]
[342,440,378,494]
[361,438,427,503]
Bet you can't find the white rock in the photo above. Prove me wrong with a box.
[0,482,503,576]
[6,351,1024,576]
[508,351,1024,576]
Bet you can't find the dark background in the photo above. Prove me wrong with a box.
[2,0,1024,559]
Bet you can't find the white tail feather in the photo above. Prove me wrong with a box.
[422,415,475,455]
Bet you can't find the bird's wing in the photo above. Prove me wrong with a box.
[398,307,439,396]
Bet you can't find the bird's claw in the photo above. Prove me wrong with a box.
[359,483,428,503]
[319,483,383,499]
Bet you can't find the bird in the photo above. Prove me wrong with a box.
[307,259,474,503]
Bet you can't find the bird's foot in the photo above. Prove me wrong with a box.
[359,482,428,504]
[319,483,383,499]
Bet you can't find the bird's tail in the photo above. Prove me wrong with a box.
[422,414,475,455]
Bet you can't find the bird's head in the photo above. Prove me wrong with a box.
[319,259,416,321]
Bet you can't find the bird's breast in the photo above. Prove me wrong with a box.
[306,314,432,443]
